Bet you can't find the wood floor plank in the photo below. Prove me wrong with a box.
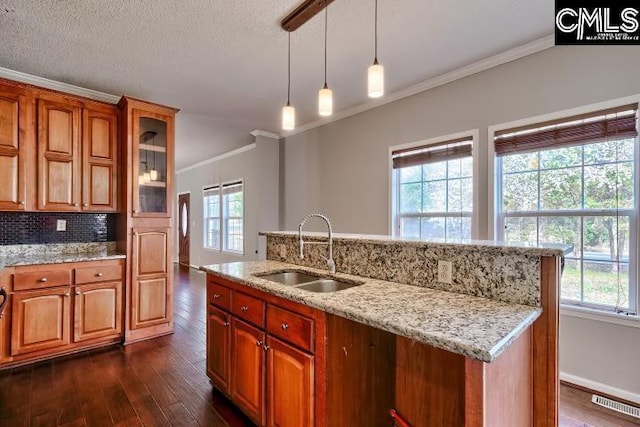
[130,395,171,427]
[164,402,198,427]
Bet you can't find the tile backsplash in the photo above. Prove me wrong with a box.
[0,212,117,245]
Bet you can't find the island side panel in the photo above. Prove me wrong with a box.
[483,327,533,426]
[533,256,561,427]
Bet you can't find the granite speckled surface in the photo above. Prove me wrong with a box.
[263,233,565,306]
[201,260,541,363]
[0,242,125,269]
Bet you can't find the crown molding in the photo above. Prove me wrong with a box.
[283,34,555,138]
[0,66,120,104]
[250,129,281,139]
[176,143,257,174]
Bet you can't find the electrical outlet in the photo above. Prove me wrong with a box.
[280,244,287,258]
[438,260,452,284]
[56,219,67,232]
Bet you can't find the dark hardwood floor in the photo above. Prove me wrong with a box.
[1,265,637,426]
[0,266,252,427]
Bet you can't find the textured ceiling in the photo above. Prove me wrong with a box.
[0,0,553,168]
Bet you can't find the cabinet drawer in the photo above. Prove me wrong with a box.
[76,264,123,284]
[266,304,314,353]
[208,281,231,311]
[14,267,71,291]
[232,292,265,328]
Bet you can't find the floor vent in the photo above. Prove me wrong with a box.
[592,394,640,419]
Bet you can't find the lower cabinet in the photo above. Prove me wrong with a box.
[2,259,124,366]
[207,305,230,393]
[230,318,266,426]
[207,276,318,427]
[267,336,314,427]
[11,287,71,355]
[74,281,122,342]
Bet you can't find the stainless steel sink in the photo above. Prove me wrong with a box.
[255,270,363,293]
[255,271,321,286]
[296,278,362,293]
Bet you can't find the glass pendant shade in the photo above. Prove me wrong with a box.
[142,172,151,184]
[318,86,333,116]
[138,175,145,186]
[368,62,384,98]
[150,169,159,181]
[282,104,295,130]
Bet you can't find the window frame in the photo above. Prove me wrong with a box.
[202,179,245,256]
[489,97,640,316]
[388,130,480,240]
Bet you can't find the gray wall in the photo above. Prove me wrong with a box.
[175,135,279,266]
[282,45,640,401]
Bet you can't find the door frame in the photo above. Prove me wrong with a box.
[177,191,191,268]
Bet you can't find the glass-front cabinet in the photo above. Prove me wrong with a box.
[132,110,173,217]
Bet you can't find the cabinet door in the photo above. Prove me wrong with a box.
[37,98,81,211]
[231,318,266,426]
[0,87,28,210]
[82,106,118,211]
[207,305,230,394]
[131,228,171,329]
[11,288,71,355]
[267,336,314,427]
[74,281,122,342]
[132,109,174,218]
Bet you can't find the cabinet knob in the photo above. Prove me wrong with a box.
[64,292,70,297]
[75,291,81,296]
[213,293,221,299]
[83,203,89,207]
[263,344,270,352]
[256,340,263,347]
[19,201,25,205]
[39,278,48,283]
[241,306,248,312]
[96,272,103,277]
[223,321,230,327]
[281,322,289,331]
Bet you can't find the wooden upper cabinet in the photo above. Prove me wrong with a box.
[0,86,29,210]
[37,97,81,211]
[82,106,118,211]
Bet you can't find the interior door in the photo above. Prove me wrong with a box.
[178,193,190,267]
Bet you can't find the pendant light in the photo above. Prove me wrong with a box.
[318,5,333,116]
[368,0,384,98]
[282,32,296,130]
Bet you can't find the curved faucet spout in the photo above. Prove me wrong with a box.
[298,213,335,273]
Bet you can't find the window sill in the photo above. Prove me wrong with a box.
[560,304,640,329]
[221,250,244,257]
[203,247,221,252]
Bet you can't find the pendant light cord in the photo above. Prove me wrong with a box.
[374,0,378,63]
[287,32,291,106]
[324,5,328,88]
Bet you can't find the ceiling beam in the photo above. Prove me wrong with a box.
[281,0,335,32]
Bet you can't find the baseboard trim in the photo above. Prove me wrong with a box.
[560,372,640,405]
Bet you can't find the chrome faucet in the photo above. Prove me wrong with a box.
[298,213,335,273]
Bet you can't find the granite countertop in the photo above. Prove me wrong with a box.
[0,242,125,269]
[0,251,126,269]
[200,260,541,363]
[260,231,572,257]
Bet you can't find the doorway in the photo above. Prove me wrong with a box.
[178,192,190,268]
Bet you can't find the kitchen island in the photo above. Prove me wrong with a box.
[202,232,569,427]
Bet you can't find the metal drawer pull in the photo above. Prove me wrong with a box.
[39,278,48,282]
[223,321,230,327]
[96,272,103,277]
[281,322,289,330]
[256,340,263,347]
[213,293,221,299]
[241,306,248,312]
[263,344,270,351]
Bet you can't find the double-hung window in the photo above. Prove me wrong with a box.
[392,136,474,240]
[203,181,244,254]
[494,104,639,314]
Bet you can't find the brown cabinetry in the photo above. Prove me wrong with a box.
[1,259,124,367]
[0,84,29,210]
[206,276,322,427]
